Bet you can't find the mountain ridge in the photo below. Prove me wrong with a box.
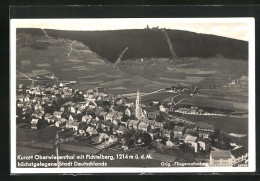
[17,28,248,62]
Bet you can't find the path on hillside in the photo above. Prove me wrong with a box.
[67,41,76,56]
[122,89,166,97]
[162,29,177,60]
[114,47,128,67]
[41,29,50,38]
[16,70,34,81]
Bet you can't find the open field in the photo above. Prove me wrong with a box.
[17,146,42,156]
[171,112,248,134]
[17,126,58,143]
[16,33,248,100]
[179,88,248,112]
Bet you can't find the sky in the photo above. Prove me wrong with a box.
[14,18,252,41]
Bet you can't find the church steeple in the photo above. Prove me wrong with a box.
[135,89,143,120]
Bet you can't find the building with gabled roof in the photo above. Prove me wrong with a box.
[99,111,108,120]
[145,106,160,119]
[138,122,151,132]
[210,151,234,167]
[53,111,63,119]
[198,138,211,151]
[127,120,140,130]
[82,115,92,122]
[184,134,198,152]
[197,122,215,138]
[116,125,129,136]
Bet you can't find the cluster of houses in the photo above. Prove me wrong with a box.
[16,81,217,153]
[175,105,204,115]
[227,75,248,88]
[165,85,199,95]
[16,78,248,166]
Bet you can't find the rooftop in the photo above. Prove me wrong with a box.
[184,135,197,142]
[197,123,215,130]
[145,106,159,112]
[211,151,232,159]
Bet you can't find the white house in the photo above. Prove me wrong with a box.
[184,134,198,152]
[210,151,234,167]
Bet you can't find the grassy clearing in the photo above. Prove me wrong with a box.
[171,113,248,134]
[17,146,42,156]
[17,126,58,143]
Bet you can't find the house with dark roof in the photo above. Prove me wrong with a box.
[99,111,108,120]
[120,115,130,127]
[231,147,248,159]
[148,128,160,140]
[100,120,113,132]
[113,115,123,125]
[145,106,160,119]
[210,151,234,167]
[127,120,140,130]
[106,112,116,121]
[31,118,45,130]
[82,115,92,122]
[95,107,103,117]
[197,122,215,138]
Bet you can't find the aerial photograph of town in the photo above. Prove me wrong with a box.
[14,19,251,169]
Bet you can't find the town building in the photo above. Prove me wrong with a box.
[127,120,140,130]
[31,119,45,130]
[197,122,215,138]
[173,126,186,135]
[198,138,211,152]
[184,134,198,152]
[116,125,129,136]
[210,151,234,167]
[145,106,160,119]
[138,122,151,132]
